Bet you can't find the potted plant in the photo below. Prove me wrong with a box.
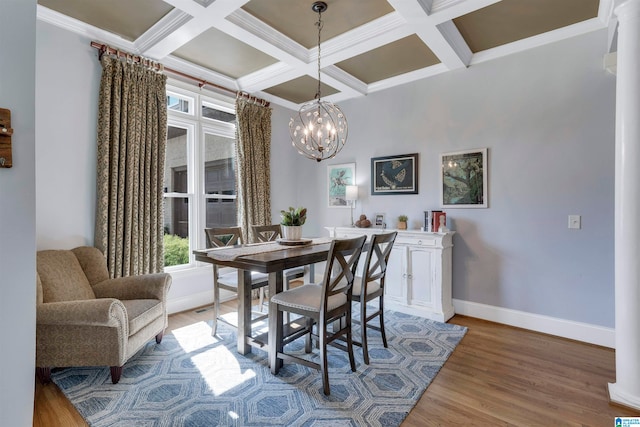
[398,214,408,230]
[280,206,307,240]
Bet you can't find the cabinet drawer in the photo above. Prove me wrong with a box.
[396,236,437,247]
[336,231,367,239]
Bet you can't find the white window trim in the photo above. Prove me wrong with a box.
[165,83,237,271]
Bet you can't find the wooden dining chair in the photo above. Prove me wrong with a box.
[271,235,366,395]
[352,231,397,364]
[204,227,269,336]
[252,224,306,286]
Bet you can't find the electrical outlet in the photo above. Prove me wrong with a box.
[568,215,581,229]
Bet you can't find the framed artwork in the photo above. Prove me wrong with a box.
[327,163,355,208]
[370,153,419,195]
[374,213,386,228]
[440,148,488,208]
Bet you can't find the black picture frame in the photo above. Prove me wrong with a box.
[370,153,419,195]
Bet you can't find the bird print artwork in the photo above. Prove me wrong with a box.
[328,165,354,206]
[373,155,417,194]
[380,159,409,189]
[441,150,485,206]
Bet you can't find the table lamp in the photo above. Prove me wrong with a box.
[345,185,358,227]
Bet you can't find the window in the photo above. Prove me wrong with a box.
[166,91,193,115]
[163,86,237,268]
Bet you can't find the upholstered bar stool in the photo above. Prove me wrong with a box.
[271,235,366,395]
[351,231,397,364]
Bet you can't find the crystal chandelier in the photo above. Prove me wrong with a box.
[289,1,348,162]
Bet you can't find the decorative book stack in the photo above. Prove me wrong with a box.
[424,210,447,232]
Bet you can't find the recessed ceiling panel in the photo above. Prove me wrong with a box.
[38,0,173,41]
[336,35,440,84]
[264,75,339,105]
[242,0,395,49]
[453,0,600,53]
[172,27,279,79]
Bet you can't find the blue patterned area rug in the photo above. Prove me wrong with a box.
[51,309,467,426]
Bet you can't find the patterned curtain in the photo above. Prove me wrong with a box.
[235,98,271,243]
[94,54,168,277]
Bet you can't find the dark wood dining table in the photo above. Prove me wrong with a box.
[193,239,332,373]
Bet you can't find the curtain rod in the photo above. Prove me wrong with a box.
[90,41,270,107]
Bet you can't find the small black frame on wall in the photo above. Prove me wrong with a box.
[370,153,418,195]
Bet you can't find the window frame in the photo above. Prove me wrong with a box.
[164,84,237,271]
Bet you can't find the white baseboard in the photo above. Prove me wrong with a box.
[608,382,640,411]
[453,299,615,348]
[167,290,235,315]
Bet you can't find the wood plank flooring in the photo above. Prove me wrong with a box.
[33,305,639,426]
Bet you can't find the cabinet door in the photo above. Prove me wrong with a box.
[384,245,406,304]
[407,247,433,308]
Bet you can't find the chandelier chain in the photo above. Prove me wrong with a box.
[316,8,323,100]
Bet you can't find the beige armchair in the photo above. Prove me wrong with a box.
[36,246,171,384]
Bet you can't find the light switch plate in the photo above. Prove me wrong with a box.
[568,215,581,229]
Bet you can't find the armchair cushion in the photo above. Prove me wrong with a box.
[72,246,110,285]
[121,299,164,336]
[37,250,96,302]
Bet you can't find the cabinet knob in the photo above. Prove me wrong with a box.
[418,240,422,245]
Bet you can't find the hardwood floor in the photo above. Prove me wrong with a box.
[33,306,638,426]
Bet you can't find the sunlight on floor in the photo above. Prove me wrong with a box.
[171,321,257,396]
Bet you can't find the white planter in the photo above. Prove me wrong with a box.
[282,225,302,240]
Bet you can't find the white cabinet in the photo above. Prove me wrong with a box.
[326,227,455,322]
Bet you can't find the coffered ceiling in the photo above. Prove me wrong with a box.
[37,0,613,109]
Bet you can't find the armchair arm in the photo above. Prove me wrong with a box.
[37,299,127,329]
[36,299,129,369]
[92,273,171,301]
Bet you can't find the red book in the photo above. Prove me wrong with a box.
[433,211,447,232]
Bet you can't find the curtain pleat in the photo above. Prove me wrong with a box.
[235,99,272,243]
[95,54,167,277]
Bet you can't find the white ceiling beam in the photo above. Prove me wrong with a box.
[429,0,503,22]
[387,1,471,70]
[470,17,607,66]
[225,9,309,64]
[162,55,240,91]
[143,0,250,59]
[237,63,304,93]
[367,63,450,94]
[315,12,410,65]
[135,9,192,55]
[322,65,369,97]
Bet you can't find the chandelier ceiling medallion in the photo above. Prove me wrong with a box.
[289,1,348,162]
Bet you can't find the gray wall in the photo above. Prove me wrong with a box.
[0,0,36,424]
[280,29,616,328]
[36,20,101,250]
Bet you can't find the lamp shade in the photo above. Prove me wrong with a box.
[345,185,358,201]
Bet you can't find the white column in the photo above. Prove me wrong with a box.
[609,0,640,411]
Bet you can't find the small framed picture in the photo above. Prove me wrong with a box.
[374,213,386,228]
[327,163,356,208]
[371,153,419,195]
[441,148,488,208]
